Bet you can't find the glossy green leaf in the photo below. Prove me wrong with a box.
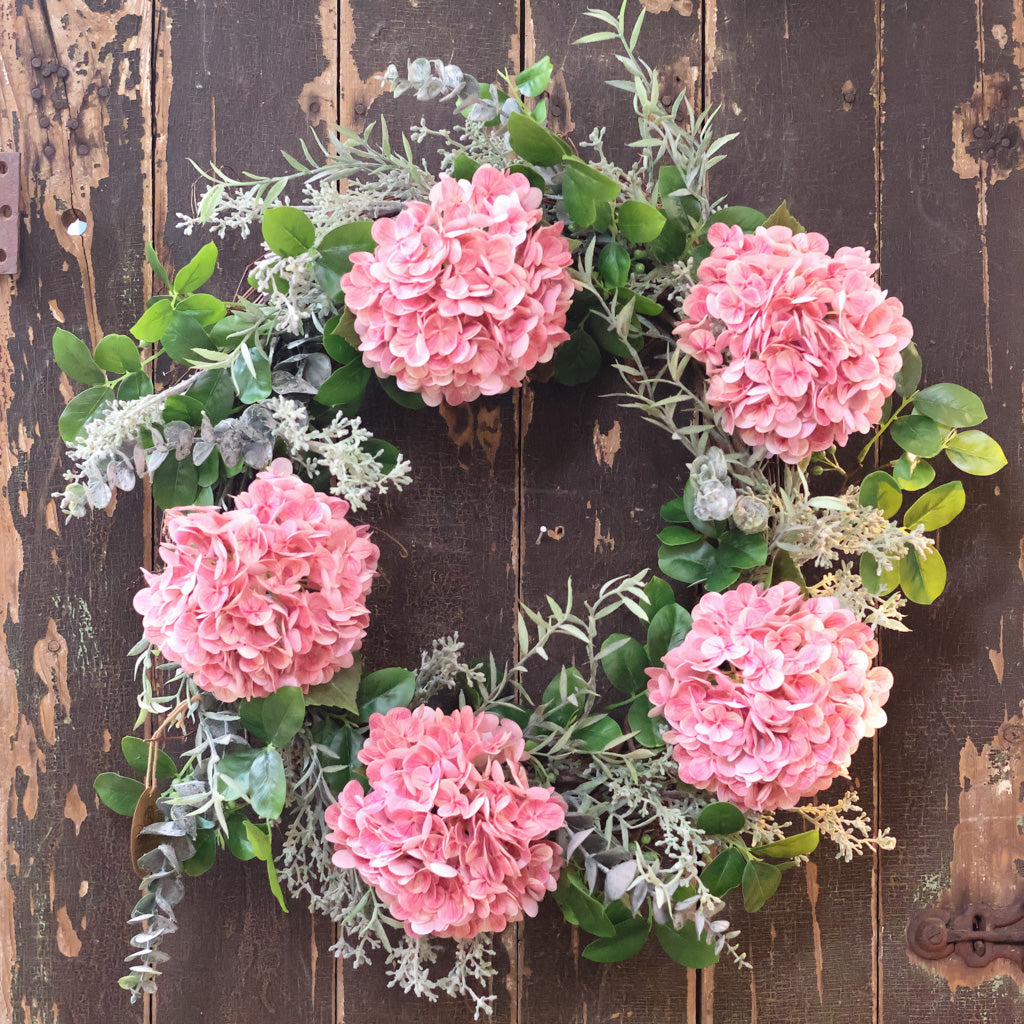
[582,914,651,963]
[58,386,112,443]
[639,576,676,620]
[742,860,782,913]
[554,875,616,938]
[262,206,315,257]
[860,552,900,597]
[655,921,719,968]
[859,471,902,518]
[562,156,621,228]
[244,820,288,912]
[892,453,935,491]
[121,736,176,780]
[700,846,746,896]
[151,455,200,509]
[903,480,965,532]
[552,327,602,386]
[226,813,257,860]
[601,634,648,694]
[899,546,947,605]
[53,328,106,385]
[173,241,218,294]
[176,292,228,326]
[182,827,218,877]
[657,166,702,227]
[575,715,623,751]
[658,539,716,585]
[239,686,306,747]
[753,829,820,859]
[161,310,213,366]
[207,313,251,350]
[890,415,946,458]
[186,367,235,422]
[357,667,416,722]
[659,497,690,524]
[316,361,372,407]
[646,603,692,664]
[118,372,154,401]
[515,56,553,97]
[944,430,1008,476]
[452,152,481,180]
[893,342,922,397]
[507,112,568,166]
[130,297,174,344]
[627,694,664,748]
[304,658,361,714]
[703,206,766,233]
[322,310,362,365]
[715,530,769,570]
[762,200,806,233]
[769,550,807,590]
[542,667,589,727]
[617,200,666,243]
[146,241,171,288]
[231,347,273,403]
[94,333,142,374]
[598,241,631,288]
[378,373,427,409]
[235,746,287,820]
[657,525,701,546]
[695,801,745,836]
[93,773,145,817]
[913,382,986,428]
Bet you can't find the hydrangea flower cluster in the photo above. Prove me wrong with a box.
[325,705,566,939]
[341,164,575,406]
[133,459,379,701]
[646,582,893,812]
[674,223,913,463]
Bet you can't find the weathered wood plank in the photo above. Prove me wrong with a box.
[520,3,702,1020]
[702,3,880,1021]
[1,2,153,1021]
[879,0,1024,1019]
[152,2,339,1020]
[337,2,522,1021]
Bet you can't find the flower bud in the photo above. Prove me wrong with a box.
[731,495,770,534]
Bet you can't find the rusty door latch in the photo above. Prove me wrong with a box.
[908,900,1024,970]
[0,153,19,275]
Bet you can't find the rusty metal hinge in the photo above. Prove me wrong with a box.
[0,153,18,275]
[908,899,1024,970]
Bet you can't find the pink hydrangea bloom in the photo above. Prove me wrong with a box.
[674,223,913,463]
[325,705,566,939]
[341,164,576,407]
[646,582,892,812]
[133,459,379,702]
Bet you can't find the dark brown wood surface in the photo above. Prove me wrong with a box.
[2,1,1022,1022]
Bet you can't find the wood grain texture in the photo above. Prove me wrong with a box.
[520,3,701,1020]
[879,0,1024,1020]
[703,3,880,1021]
[1,2,152,1022]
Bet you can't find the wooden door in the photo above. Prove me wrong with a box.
[2,1,1021,1021]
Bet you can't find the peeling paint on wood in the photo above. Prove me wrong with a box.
[54,906,82,958]
[63,784,87,836]
[592,419,621,468]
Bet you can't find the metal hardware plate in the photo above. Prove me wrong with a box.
[0,153,19,275]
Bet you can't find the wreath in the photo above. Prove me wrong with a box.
[51,4,1006,1016]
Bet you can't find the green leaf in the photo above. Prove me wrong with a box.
[575,715,623,751]
[703,206,766,233]
[762,200,806,233]
[320,220,376,251]
[357,667,416,722]
[146,241,171,288]
[507,112,569,166]
[682,477,725,537]
[244,820,288,912]
[893,342,922,397]
[601,634,649,694]
[627,693,664,748]
[715,530,769,569]
[161,310,214,366]
[582,914,651,962]
[316,222,377,300]
[176,292,228,327]
[696,801,745,836]
[945,430,1007,476]
[598,241,631,289]
[914,383,986,428]
[542,667,589,727]
[173,241,218,294]
[657,166,701,228]
[307,720,362,794]
[903,480,966,532]
[892,454,935,491]
[754,829,820,859]
[58,386,112,443]
[231,346,273,403]
[639,576,676,620]
[890,415,946,458]
[163,394,206,427]
[859,471,902,518]
[617,200,666,243]
[186,367,235,422]
[655,921,719,968]
[93,773,145,816]
[515,56,553,97]
[452,152,481,181]
[322,312,362,365]
[769,549,807,590]
[53,329,106,385]
[239,686,306,747]
[659,497,689,524]
[700,847,746,896]
[304,658,362,714]
[120,736,176,779]
[656,525,701,546]
[562,156,621,228]
[378,373,427,409]
[94,333,142,373]
[658,539,716,585]
[207,313,251,350]
[554,875,616,938]
[118,372,154,401]
[552,327,602,386]
[860,552,900,597]
[316,361,372,408]
[182,826,217,876]
[262,206,315,257]
[242,747,287,820]
[742,860,782,913]
[151,455,200,509]
[130,298,174,344]
[899,546,947,605]
[226,813,257,860]
[646,603,692,664]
